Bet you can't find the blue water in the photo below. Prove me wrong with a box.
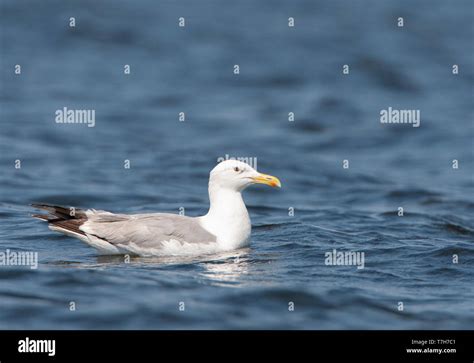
[0,0,473,329]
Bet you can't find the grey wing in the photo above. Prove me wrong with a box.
[80,212,216,248]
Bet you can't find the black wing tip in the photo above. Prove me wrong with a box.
[31,203,87,222]
[31,203,55,210]
[31,213,51,221]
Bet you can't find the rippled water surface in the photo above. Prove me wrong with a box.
[0,0,473,329]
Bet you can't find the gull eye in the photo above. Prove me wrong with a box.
[234,167,240,172]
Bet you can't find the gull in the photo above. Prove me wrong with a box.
[32,160,281,256]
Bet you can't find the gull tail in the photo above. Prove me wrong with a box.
[31,203,88,239]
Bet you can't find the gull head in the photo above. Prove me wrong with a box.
[209,160,281,192]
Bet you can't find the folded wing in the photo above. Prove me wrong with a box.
[82,211,217,248]
[32,204,217,253]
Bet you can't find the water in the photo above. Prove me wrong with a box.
[0,0,473,329]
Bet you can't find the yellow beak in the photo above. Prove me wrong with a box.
[251,173,281,188]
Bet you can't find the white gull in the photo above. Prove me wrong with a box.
[32,160,281,256]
